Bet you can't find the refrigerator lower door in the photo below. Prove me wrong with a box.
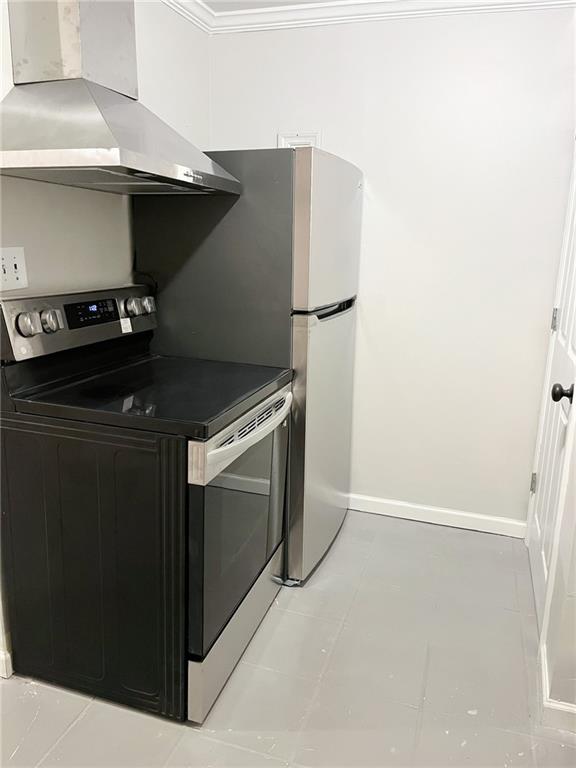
[288,303,356,582]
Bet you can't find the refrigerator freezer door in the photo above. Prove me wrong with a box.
[289,304,356,581]
[293,148,363,312]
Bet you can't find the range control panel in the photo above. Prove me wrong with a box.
[1,286,157,361]
[65,298,120,329]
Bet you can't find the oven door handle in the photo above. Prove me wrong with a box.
[207,392,293,467]
[188,388,292,486]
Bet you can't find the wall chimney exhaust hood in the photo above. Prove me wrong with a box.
[0,1,241,196]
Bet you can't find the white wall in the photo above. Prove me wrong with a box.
[0,176,133,296]
[134,0,211,147]
[208,9,575,533]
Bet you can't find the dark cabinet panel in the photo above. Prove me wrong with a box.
[3,431,55,669]
[56,439,104,680]
[1,415,187,720]
[114,447,161,697]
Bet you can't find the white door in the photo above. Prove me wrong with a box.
[528,144,576,626]
[538,413,576,725]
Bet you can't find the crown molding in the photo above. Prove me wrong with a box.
[161,0,213,32]
[162,0,576,34]
[168,0,576,33]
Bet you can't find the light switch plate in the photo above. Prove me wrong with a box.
[1,247,29,291]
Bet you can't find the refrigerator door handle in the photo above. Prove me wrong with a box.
[293,297,356,321]
[314,297,356,321]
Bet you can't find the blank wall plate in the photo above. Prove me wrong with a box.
[277,130,322,149]
[1,247,28,291]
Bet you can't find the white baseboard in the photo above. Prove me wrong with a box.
[0,649,13,679]
[349,494,527,538]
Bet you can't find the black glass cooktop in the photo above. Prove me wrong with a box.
[14,356,292,440]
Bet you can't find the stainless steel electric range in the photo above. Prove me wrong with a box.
[0,285,292,722]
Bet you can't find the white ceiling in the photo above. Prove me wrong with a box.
[202,0,317,12]
[196,0,570,16]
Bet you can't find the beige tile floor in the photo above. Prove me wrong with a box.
[2,512,575,767]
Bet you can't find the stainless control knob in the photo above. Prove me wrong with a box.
[16,311,42,338]
[40,309,61,334]
[124,297,143,317]
[141,296,156,314]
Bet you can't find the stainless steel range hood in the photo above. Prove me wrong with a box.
[0,1,241,196]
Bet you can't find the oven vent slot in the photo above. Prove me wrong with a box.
[217,395,287,448]
[238,420,258,439]
[256,406,274,425]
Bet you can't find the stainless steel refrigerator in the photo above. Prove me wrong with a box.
[133,147,363,583]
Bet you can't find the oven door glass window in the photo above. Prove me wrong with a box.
[189,422,287,658]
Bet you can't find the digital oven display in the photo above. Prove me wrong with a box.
[64,299,119,329]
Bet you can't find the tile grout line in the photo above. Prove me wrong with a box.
[515,574,541,740]
[412,641,432,763]
[6,685,46,764]
[239,659,329,684]
[178,729,291,766]
[200,526,378,764]
[267,602,346,627]
[200,548,364,766]
[511,600,574,760]
[284,535,374,766]
[514,569,524,614]
[272,604,349,622]
[212,519,536,762]
[33,696,94,767]
[159,725,189,768]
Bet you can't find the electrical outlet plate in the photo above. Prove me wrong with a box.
[1,247,28,291]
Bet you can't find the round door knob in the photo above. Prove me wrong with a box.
[40,309,61,334]
[124,297,143,317]
[551,383,574,404]
[141,296,156,315]
[16,311,42,338]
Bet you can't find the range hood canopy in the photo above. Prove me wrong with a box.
[0,1,241,196]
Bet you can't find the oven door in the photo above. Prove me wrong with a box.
[187,386,292,658]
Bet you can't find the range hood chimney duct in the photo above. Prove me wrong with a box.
[0,0,241,196]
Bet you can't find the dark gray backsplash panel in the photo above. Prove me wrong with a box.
[132,149,294,369]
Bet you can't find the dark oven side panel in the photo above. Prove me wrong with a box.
[132,149,294,369]
[1,310,15,363]
[187,485,205,659]
[0,415,187,720]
